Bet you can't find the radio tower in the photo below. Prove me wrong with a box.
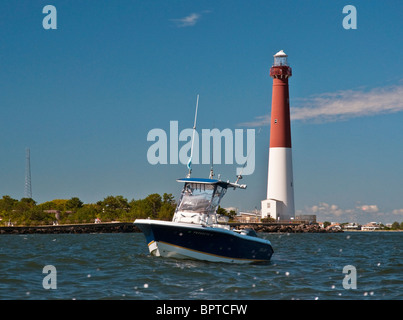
[25,148,32,199]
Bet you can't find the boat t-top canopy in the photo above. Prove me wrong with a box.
[176,177,246,189]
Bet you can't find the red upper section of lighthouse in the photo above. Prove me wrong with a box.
[269,65,292,79]
[269,64,292,148]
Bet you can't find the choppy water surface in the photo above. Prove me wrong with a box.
[0,232,401,300]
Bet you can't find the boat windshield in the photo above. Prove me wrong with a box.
[177,183,227,214]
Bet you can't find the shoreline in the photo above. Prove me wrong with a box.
[0,222,140,234]
[0,222,346,234]
[2,222,400,235]
[343,229,403,232]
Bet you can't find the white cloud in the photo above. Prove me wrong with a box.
[240,114,270,128]
[240,84,403,127]
[171,13,201,27]
[292,85,403,122]
[392,208,403,215]
[357,204,379,213]
[309,202,345,217]
[299,202,403,224]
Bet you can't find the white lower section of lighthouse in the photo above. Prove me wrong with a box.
[261,147,295,221]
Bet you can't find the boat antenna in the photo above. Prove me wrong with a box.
[209,148,214,179]
[209,122,215,179]
[187,94,199,178]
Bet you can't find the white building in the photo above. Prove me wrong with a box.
[361,222,380,231]
[234,211,261,223]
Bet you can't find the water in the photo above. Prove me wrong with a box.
[0,232,401,300]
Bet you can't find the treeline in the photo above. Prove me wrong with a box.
[378,221,403,230]
[0,193,177,226]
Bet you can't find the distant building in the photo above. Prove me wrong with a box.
[343,222,360,230]
[361,222,380,231]
[217,215,229,223]
[326,223,341,231]
[224,207,238,213]
[43,210,72,221]
[43,209,61,220]
[234,211,261,223]
[295,215,316,224]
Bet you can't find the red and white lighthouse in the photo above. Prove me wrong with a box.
[261,50,295,221]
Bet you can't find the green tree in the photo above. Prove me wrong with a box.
[19,197,37,206]
[261,216,276,223]
[216,206,227,216]
[13,198,37,214]
[65,197,84,210]
[157,203,174,220]
[38,199,69,211]
[216,206,237,220]
[0,195,18,212]
[98,195,129,211]
[157,195,176,220]
[68,204,98,223]
[228,210,237,220]
[129,199,147,219]
[21,207,54,226]
[38,200,58,211]
[96,196,129,222]
[144,194,162,218]
[163,193,175,205]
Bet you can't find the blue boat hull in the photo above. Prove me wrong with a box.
[134,219,274,263]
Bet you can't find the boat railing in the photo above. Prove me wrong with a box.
[174,211,227,227]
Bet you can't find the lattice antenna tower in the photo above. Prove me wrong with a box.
[25,148,32,199]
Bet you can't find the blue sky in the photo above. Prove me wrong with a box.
[1,1,402,224]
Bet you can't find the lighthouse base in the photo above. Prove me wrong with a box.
[261,199,279,220]
[261,199,294,222]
